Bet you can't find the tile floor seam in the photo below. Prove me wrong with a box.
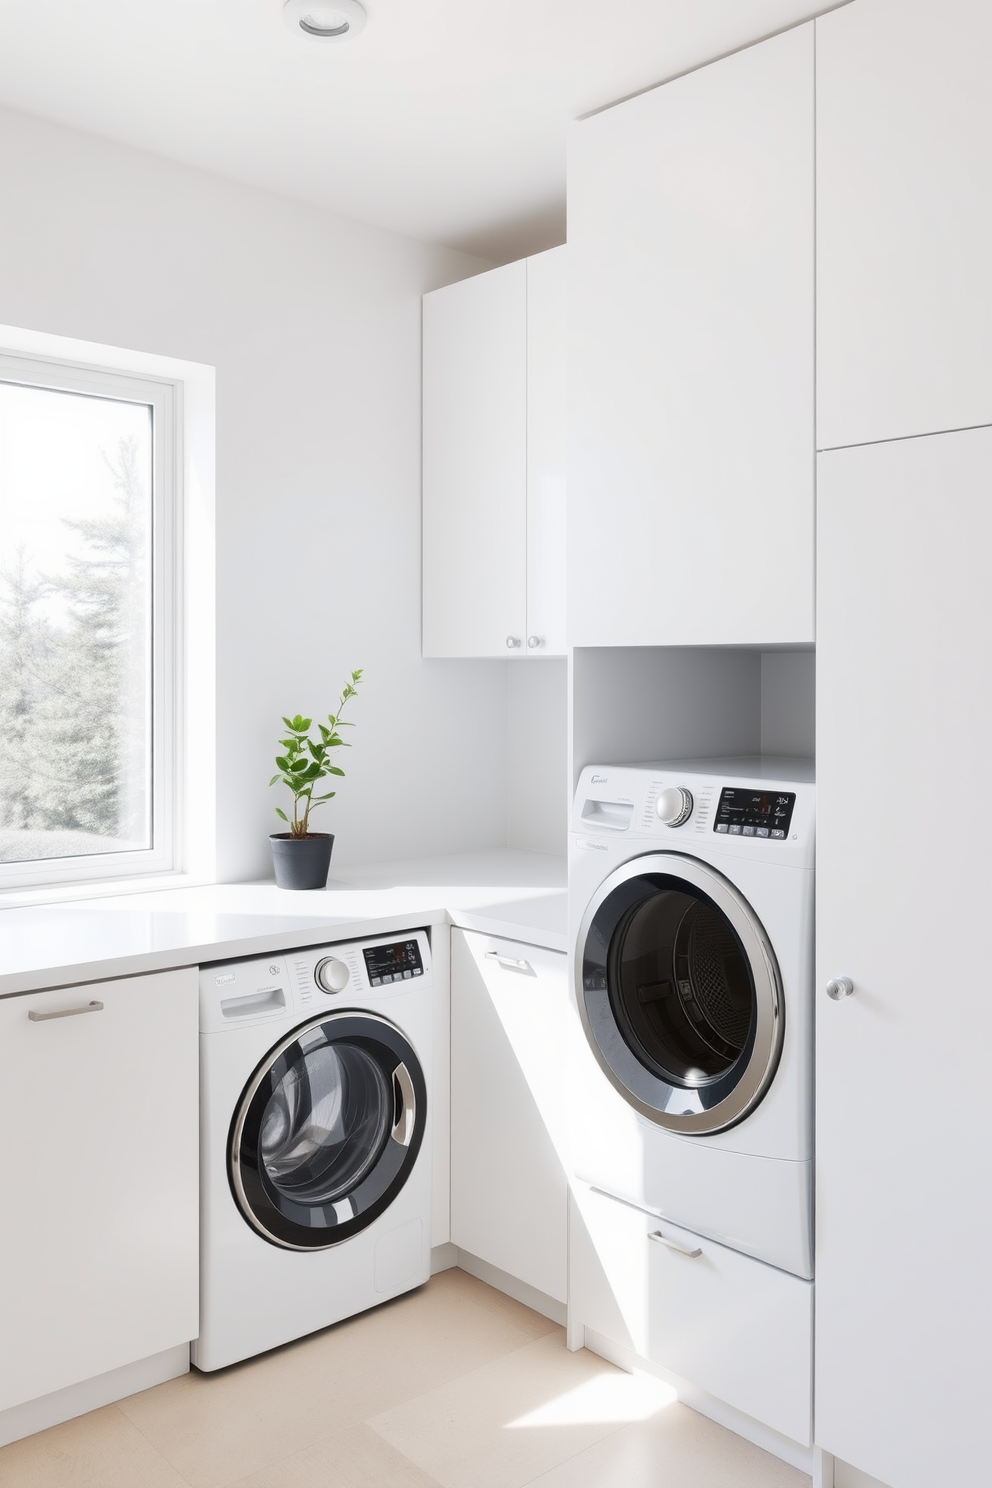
[513,1420,633,1488]
[118,1401,209,1488]
[213,1420,449,1488]
[362,1331,566,1435]
[364,1406,634,1488]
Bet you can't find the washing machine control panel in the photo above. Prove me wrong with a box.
[713,787,796,839]
[363,938,425,988]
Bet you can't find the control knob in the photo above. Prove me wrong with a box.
[656,786,693,828]
[314,957,350,994]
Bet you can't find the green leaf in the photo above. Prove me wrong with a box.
[268,774,283,787]
[274,807,289,822]
[275,756,290,771]
[326,765,346,777]
[281,717,295,731]
[290,758,309,774]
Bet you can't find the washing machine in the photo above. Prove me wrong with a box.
[193,929,433,1372]
[570,759,814,1279]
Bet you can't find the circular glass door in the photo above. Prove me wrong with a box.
[575,853,783,1134]
[230,1011,426,1250]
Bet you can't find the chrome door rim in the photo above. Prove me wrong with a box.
[575,853,783,1134]
[229,1009,425,1250]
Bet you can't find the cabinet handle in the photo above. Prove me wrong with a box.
[649,1229,703,1259]
[527,635,542,649]
[28,999,105,1022]
[505,636,521,649]
[826,977,855,1001]
[484,951,535,975]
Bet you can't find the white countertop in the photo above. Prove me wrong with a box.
[0,850,567,997]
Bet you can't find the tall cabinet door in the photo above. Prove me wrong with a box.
[567,23,814,648]
[816,428,992,1488]
[817,0,992,448]
[0,969,199,1413]
[423,262,527,657]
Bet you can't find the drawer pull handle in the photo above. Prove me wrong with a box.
[29,1000,105,1023]
[649,1229,702,1259]
[484,951,534,975]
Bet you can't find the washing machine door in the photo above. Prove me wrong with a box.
[576,853,783,1134]
[230,1011,427,1250]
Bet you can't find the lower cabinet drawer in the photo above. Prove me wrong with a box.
[571,1183,812,1445]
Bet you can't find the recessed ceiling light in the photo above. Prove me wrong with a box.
[283,0,366,41]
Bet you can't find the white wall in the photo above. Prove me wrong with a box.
[0,105,512,880]
[570,648,764,786]
[507,658,568,856]
[760,650,815,758]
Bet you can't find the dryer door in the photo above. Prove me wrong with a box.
[230,1011,427,1250]
[576,854,783,1134]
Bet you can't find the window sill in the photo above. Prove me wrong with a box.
[0,871,214,912]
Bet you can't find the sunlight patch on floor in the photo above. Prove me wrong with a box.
[506,1368,678,1428]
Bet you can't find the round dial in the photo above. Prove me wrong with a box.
[655,786,693,828]
[314,957,350,994]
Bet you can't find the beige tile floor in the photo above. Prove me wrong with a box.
[0,1269,812,1488]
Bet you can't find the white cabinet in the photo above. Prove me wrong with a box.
[567,24,814,648]
[571,1184,812,1445]
[0,969,199,1413]
[816,0,992,449]
[422,247,566,658]
[816,428,992,1488]
[449,929,568,1302]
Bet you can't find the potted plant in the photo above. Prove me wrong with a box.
[268,669,363,889]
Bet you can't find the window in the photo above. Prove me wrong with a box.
[0,352,180,888]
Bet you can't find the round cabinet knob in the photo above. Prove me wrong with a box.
[656,786,694,827]
[506,636,521,650]
[315,957,350,994]
[527,635,543,649]
[826,976,855,1001]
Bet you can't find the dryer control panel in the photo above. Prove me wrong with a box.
[713,787,796,839]
[570,759,815,870]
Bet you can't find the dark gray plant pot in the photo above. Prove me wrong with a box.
[269,833,334,890]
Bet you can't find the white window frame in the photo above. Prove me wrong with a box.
[0,350,183,891]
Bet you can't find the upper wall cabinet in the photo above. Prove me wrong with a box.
[817,0,992,450]
[423,247,566,659]
[567,25,815,649]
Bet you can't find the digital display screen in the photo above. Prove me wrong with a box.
[714,787,796,840]
[363,939,424,986]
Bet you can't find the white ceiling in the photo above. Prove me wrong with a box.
[0,0,841,263]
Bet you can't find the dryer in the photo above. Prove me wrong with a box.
[193,930,433,1372]
[569,760,814,1279]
